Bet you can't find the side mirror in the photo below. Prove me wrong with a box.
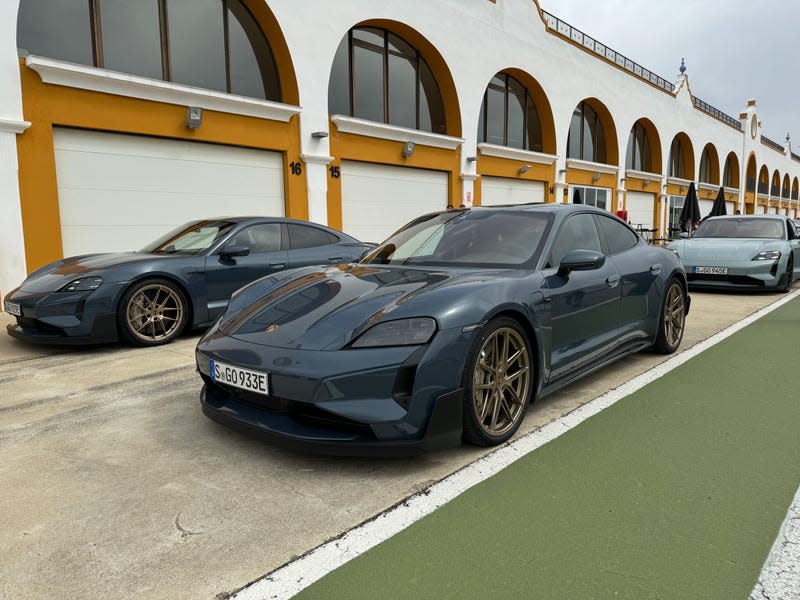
[220,245,250,260]
[557,249,606,277]
[679,232,689,239]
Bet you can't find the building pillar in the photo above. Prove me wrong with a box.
[0,125,29,297]
[300,150,333,225]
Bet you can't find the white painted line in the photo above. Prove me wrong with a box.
[232,288,800,600]
[750,483,800,600]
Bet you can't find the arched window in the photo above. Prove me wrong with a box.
[567,101,606,163]
[668,138,685,178]
[17,0,281,101]
[625,121,651,171]
[476,73,542,151]
[723,154,738,188]
[328,27,446,134]
[771,171,781,196]
[699,147,713,183]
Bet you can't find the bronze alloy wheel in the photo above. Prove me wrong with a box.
[471,326,531,438]
[125,283,185,344]
[663,282,686,348]
[656,280,686,353]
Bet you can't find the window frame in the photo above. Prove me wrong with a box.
[18,0,281,101]
[331,27,446,134]
[478,72,543,152]
[567,101,606,163]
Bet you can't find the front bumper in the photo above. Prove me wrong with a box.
[683,258,785,290]
[196,326,470,455]
[4,286,118,344]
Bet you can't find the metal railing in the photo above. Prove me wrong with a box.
[691,96,742,131]
[761,136,786,153]
[541,11,675,94]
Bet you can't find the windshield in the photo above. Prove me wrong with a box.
[361,209,553,268]
[141,220,236,254]
[693,218,785,240]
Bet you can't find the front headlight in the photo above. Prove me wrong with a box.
[58,277,103,292]
[350,317,437,348]
[751,250,781,261]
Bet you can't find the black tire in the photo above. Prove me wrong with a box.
[117,278,188,347]
[462,317,533,447]
[779,256,794,293]
[652,277,686,355]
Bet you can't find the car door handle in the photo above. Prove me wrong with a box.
[269,262,286,268]
[327,256,342,262]
[650,264,662,275]
[606,274,621,288]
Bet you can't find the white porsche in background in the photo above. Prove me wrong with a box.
[668,215,800,292]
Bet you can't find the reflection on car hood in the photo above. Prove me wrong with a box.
[676,238,783,261]
[219,263,494,350]
[19,252,169,292]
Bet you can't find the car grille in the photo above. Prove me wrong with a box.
[202,375,373,435]
[17,316,65,335]
[687,274,764,286]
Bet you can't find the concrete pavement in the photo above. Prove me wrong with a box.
[0,290,790,599]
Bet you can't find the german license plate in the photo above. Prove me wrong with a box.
[210,360,269,395]
[693,266,728,275]
[3,300,21,316]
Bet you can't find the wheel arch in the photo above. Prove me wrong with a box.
[114,273,196,332]
[483,306,543,401]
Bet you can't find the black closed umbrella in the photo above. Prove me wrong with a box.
[572,188,583,204]
[708,186,727,217]
[678,182,702,233]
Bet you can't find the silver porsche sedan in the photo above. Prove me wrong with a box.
[668,215,800,292]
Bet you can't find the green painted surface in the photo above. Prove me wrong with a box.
[296,297,800,600]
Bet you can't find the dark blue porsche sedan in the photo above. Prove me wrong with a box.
[4,218,372,346]
[196,204,690,454]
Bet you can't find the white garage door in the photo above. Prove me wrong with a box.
[625,191,655,228]
[54,128,284,256]
[480,177,545,206]
[341,161,448,243]
[726,201,736,214]
[756,204,766,214]
[698,199,714,219]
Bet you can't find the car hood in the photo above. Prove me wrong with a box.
[218,263,507,350]
[670,238,784,262]
[19,252,170,292]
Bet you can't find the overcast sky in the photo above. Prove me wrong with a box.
[538,0,800,146]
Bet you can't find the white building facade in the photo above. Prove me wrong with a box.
[1,0,798,296]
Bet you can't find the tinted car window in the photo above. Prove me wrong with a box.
[693,218,784,239]
[548,213,602,267]
[227,223,282,253]
[142,220,235,254]
[363,210,552,268]
[288,224,338,249]
[595,215,638,255]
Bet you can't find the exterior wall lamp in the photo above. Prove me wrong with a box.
[186,106,203,129]
[311,131,329,139]
[402,141,415,158]
[518,164,531,175]
[592,172,601,184]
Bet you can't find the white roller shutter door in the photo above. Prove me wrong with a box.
[53,128,285,256]
[625,191,655,228]
[341,161,448,243]
[698,199,714,219]
[480,177,545,206]
[756,204,766,214]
